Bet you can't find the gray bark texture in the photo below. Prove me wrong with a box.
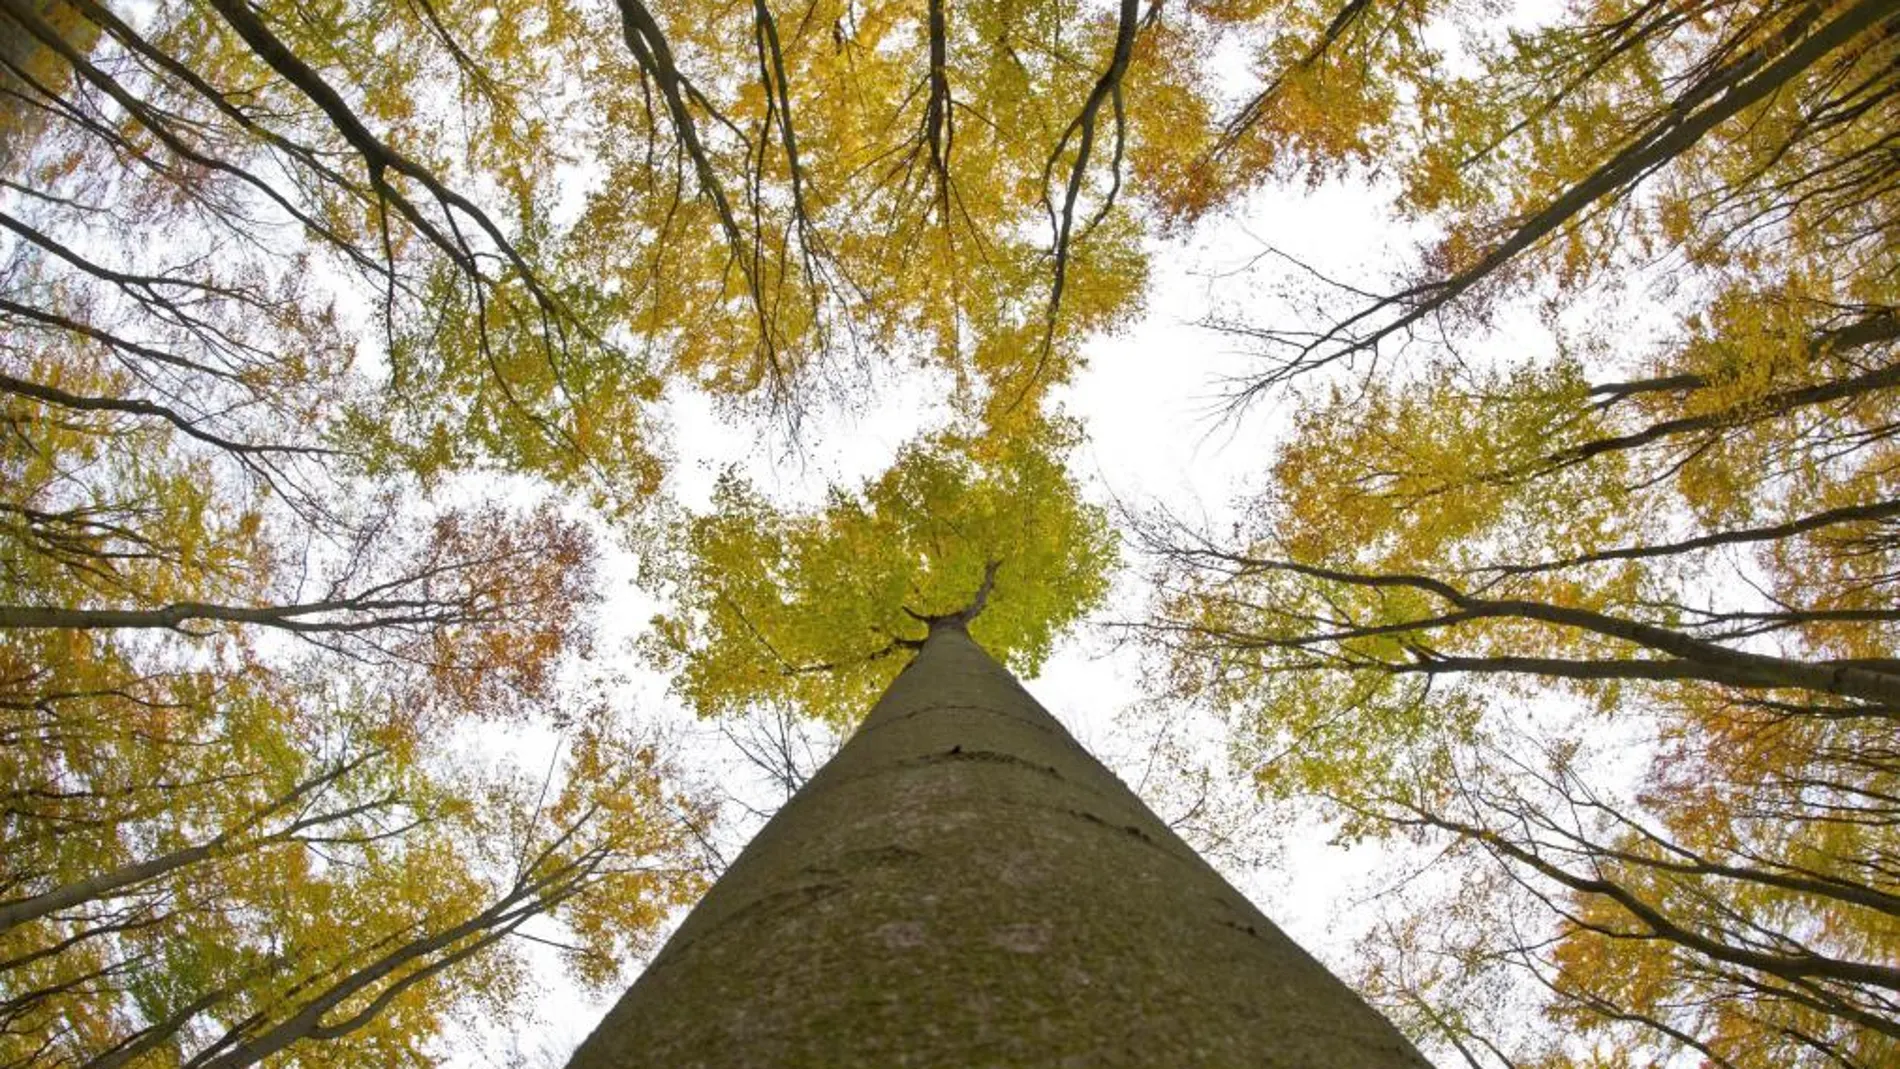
[566,624,1432,1068]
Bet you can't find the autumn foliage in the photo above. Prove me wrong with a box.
[3,0,1897,1066]
[1135,1,1900,1067]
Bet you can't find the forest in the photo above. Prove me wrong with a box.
[0,0,1894,1065]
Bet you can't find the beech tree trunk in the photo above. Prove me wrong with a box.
[566,623,1431,1068]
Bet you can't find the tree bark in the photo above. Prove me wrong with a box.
[565,623,1430,1068]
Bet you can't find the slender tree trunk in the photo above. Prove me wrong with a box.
[567,622,1430,1067]
[0,1,97,165]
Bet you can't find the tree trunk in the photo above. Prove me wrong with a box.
[566,623,1430,1068]
[0,1,98,166]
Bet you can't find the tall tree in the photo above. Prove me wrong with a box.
[0,627,713,1068]
[1186,0,1899,399]
[565,0,1239,425]
[1129,0,1900,1064]
[567,608,1433,1068]
[0,0,663,501]
[0,4,710,1061]
[1134,302,1900,1069]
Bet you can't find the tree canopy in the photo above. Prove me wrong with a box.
[4,0,1898,1066]
[1131,1,1900,1066]
[647,419,1116,727]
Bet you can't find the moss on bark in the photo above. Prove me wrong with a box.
[566,625,1431,1068]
